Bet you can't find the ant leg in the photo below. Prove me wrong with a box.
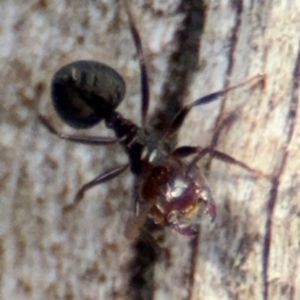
[171,146,200,158]
[171,110,239,158]
[123,0,149,126]
[63,164,129,213]
[186,146,263,177]
[162,74,264,139]
[170,112,239,158]
[125,201,154,240]
[39,115,118,145]
[210,112,238,149]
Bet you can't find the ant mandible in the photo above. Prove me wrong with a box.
[39,0,263,236]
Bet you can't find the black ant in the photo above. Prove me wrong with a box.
[39,1,263,237]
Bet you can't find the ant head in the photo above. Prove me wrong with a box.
[164,173,216,235]
[142,163,216,236]
[51,60,126,129]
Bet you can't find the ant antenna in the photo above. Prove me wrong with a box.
[123,0,150,126]
[162,73,264,140]
[185,146,263,178]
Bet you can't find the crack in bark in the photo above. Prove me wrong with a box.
[262,36,300,300]
[215,0,244,125]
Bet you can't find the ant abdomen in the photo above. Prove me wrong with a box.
[51,60,126,129]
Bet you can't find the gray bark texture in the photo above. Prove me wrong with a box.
[1,0,300,299]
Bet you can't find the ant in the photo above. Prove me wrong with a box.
[39,0,263,237]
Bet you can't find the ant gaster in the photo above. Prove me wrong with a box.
[39,1,263,236]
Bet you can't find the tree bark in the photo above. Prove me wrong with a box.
[0,0,299,299]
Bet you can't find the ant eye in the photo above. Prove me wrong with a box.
[198,187,211,203]
[51,60,126,128]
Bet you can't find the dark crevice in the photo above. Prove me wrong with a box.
[129,1,207,299]
[225,0,244,83]
[262,176,279,300]
[262,36,300,300]
[149,0,207,146]
[203,0,244,178]
[213,0,244,139]
[128,233,157,299]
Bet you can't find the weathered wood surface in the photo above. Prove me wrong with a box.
[0,0,300,299]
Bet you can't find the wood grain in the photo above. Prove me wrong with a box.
[0,0,299,299]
